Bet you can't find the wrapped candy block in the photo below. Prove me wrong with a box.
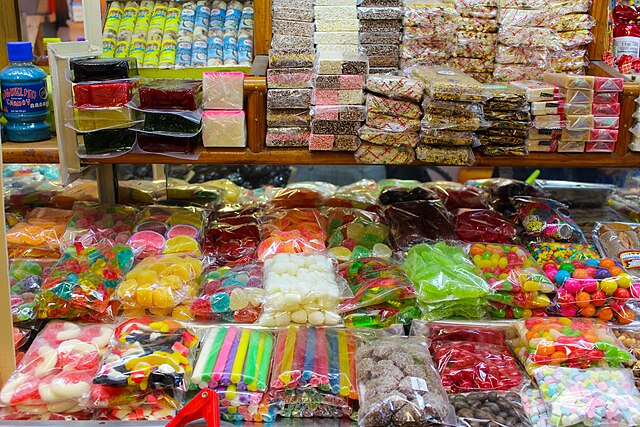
[202,110,246,148]
[73,81,133,108]
[202,72,244,110]
[315,52,369,75]
[62,202,136,247]
[89,317,198,415]
[258,253,343,327]
[533,367,640,427]
[267,68,313,89]
[191,264,264,323]
[258,209,327,259]
[513,196,586,244]
[365,74,425,102]
[9,259,54,323]
[143,112,201,134]
[73,107,139,132]
[453,209,516,243]
[355,143,416,164]
[7,207,72,259]
[115,255,202,319]
[81,128,136,155]
[136,132,199,154]
[204,222,260,266]
[469,243,555,314]
[70,57,137,83]
[324,208,391,261]
[384,200,456,249]
[510,317,634,374]
[138,79,203,111]
[0,321,114,419]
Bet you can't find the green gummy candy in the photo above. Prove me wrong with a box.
[351,246,372,260]
[359,233,383,248]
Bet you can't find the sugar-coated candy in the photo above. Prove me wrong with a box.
[533,366,640,427]
[259,253,342,327]
[384,200,456,250]
[454,209,516,243]
[191,264,264,323]
[324,207,391,261]
[511,317,634,374]
[521,387,550,427]
[0,321,114,419]
[9,259,54,322]
[354,143,416,164]
[116,255,202,319]
[36,240,134,321]
[7,208,73,259]
[258,209,327,259]
[62,202,136,247]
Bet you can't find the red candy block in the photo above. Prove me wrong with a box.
[454,209,516,243]
[74,81,133,108]
[139,79,203,111]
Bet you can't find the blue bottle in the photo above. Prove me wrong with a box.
[0,42,50,142]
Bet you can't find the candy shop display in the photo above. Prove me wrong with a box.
[61,202,137,247]
[258,208,327,259]
[356,336,457,426]
[510,317,634,374]
[324,207,391,261]
[6,208,73,258]
[191,326,275,421]
[533,367,640,427]
[9,259,54,323]
[88,317,198,420]
[0,321,114,419]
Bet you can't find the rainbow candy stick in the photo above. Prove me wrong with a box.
[302,327,316,381]
[278,326,298,387]
[256,331,273,392]
[212,326,237,383]
[314,327,329,386]
[192,327,224,388]
[248,332,266,392]
[326,328,340,394]
[337,329,350,397]
[270,328,288,389]
[291,327,307,386]
[230,329,251,384]
[221,332,241,386]
[242,329,261,387]
[347,331,358,399]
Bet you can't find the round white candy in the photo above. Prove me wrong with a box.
[291,309,308,324]
[274,312,292,326]
[308,310,325,325]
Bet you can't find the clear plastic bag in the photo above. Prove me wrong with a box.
[385,200,456,249]
[73,80,134,109]
[450,392,533,427]
[6,208,73,259]
[454,209,516,243]
[422,112,487,131]
[267,88,312,109]
[365,74,425,102]
[358,126,420,147]
[324,207,391,260]
[204,222,260,266]
[412,66,486,101]
[62,202,137,247]
[419,129,479,146]
[593,222,640,270]
[513,196,586,243]
[202,72,244,110]
[93,390,178,421]
[415,144,476,164]
[612,327,640,387]
[343,301,422,328]
[268,49,315,68]
[138,79,202,111]
[258,208,327,259]
[355,143,416,164]
[9,259,55,323]
[366,93,423,119]
[267,68,313,89]
[356,336,457,427]
[366,112,421,133]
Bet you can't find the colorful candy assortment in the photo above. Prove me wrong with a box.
[324,207,392,261]
[9,259,54,322]
[62,202,137,247]
[258,209,327,259]
[514,197,586,243]
[6,208,73,258]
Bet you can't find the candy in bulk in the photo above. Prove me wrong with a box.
[258,209,327,259]
[473,178,544,217]
[0,321,114,420]
[404,242,493,320]
[267,326,357,418]
[530,242,639,323]
[593,222,640,270]
[270,186,329,209]
[384,200,456,249]
[521,387,550,427]
[138,79,203,111]
[9,259,54,322]
[513,197,586,243]
[613,328,640,387]
[191,326,275,421]
[424,181,487,210]
[89,318,198,420]
[510,317,634,374]
[203,219,260,266]
[324,207,391,261]
[7,208,73,258]
[62,202,137,247]
[365,75,425,102]
[115,254,202,319]
[324,179,380,210]
[533,367,640,427]
[36,240,134,321]
[357,336,457,426]
[449,392,532,427]
[454,209,517,243]
[191,263,264,323]
[354,143,417,164]
[258,253,343,327]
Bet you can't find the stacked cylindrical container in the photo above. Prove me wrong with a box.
[266,0,315,147]
[543,73,624,153]
[202,72,246,147]
[449,0,498,83]
[400,0,459,68]
[412,66,483,165]
[476,84,531,155]
[355,74,424,162]
[357,0,403,73]
[310,53,369,151]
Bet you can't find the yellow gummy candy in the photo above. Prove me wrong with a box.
[168,212,202,229]
[163,236,200,255]
[149,307,172,316]
[136,283,155,307]
[161,274,184,290]
[168,262,195,281]
[117,279,138,302]
[172,305,194,320]
[153,286,175,308]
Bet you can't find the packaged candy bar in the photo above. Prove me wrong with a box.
[422,112,485,131]
[313,74,365,90]
[267,108,312,127]
[313,89,364,105]
[359,31,403,44]
[315,18,359,32]
[270,35,314,50]
[565,103,591,115]
[559,30,594,49]
[271,19,314,37]
[268,48,315,68]
[527,139,558,152]
[493,64,544,82]
[560,88,594,104]
[423,98,484,117]
[543,72,595,90]
[589,129,619,142]
[272,6,314,22]
[358,125,420,147]
[311,120,361,135]
[533,115,566,129]
[365,75,425,103]
[314,32,359,46]
[586,141,615,152]
[366,93,422,119]
[528,128,562,140]
[267,89,312,109]
[315,52,369,75]
[557,140,585,152]
[415,144,475,164]
[420,129,478,146]
[482,83,528,110]
[313,105,366,121]
[595,76,624,92]
[70,58,138,83]
[498,26,562,50]
[266,127,310,147]
[483,109,530,121]
[591,103,621,117]
[73,81,133,109]
[367,112,421,133]
[357,6,404,19]
[477,144,528,155]
[495,45,547,66]
[531,100,566,115]
[566,114,594,131]
[561,129,590,142]
[593,92,619,103]
[412,66,486,101]
[267,68,313,90]
[498,8,549,27]
[355,143,416,164]
[594,116,620,129]
[477,134,525,146]
[510,80,562,102]
[202,72,244,110]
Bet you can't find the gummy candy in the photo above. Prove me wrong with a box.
[62,202,136,247]
[454,209,516,243]
[258,209,327,259]
[9,259,54,322]
[6,208,73,258]
[384,200,456,250]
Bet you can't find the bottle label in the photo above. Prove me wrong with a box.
[613,36,640,59]
[2,81,48,114]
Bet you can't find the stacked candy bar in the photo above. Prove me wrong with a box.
[412,66,483,165]
[310,52,368,151]
[476,83,531,156]
[401,0,459,68]
[357,0,402,73]
[449,0,498,83]
[544,73,624,153]
[202,72,246,147]
[547,0,594,73]
[356,74,423,162]
[511,79,564,152]
[314,0,359,56]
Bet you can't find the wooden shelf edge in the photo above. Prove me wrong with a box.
[1,139,60,164]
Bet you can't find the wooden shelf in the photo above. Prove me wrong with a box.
[1,139,60,164]
[84,147,640,168]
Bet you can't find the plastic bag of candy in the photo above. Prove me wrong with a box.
[191,263,264,323]
[424,181,488,211]
[9,259,55,322]
[510,317,634,374]
[384,200,456,250]
[467,178,544,217]
[378,185,440,205]
[62,202,137,247]
[53,179,99,209]
[0,321,114,419]
[6,208,73,258]
[93,390,179,421]
[414,322,508,345]
[258,209,327,259]
[449,392,533,427]
[203,222,261,266]
[270,184,332,208]
[593,221,640,271]
[342,301,422,328]
[3,175,62,208]
[129,206,204,259]
[453,209,517,243]
[521,387,550,427]
[531,242,639,323]
[357,335,457,427]
[533,366,640,427]
[36,240,134,321]
[115,254,203,320]
[338,257,417,313]
[258,253,346,327]
[325,179,380,211]
[513,197,586,244]
[324,207,392,261]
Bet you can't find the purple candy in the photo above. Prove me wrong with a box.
[595,268,611,280]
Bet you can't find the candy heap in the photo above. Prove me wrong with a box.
[69,57,138,155]
[513,197,585,243]
[202,72,246,147]
[413,66,482,165]
[6,207,72,258]
[203,206,260,265]
[325,207,392,261]
[89,317,199,420]
[357,0,402,73]
[62,202,137,247]
[477,83,532,156]
[356,74,423,163]
[453,208,516,243]
[543,73,624,153]
[257,208,327,259]
[267,326,358,419]
[9,259,54,323]
[547,0,594,74]
[191,326,275,421]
